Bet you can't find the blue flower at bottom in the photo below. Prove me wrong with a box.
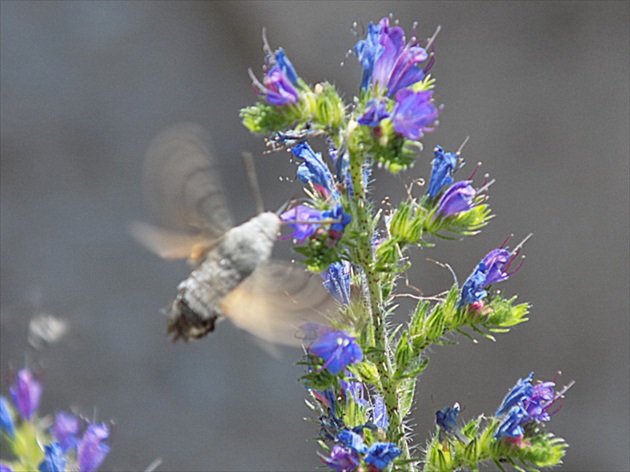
[309,330,363,375]
[364,442,402,470]
[0,396,15,438]
[38,442,66,472]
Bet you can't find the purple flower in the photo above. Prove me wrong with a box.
[495,373,570,439]
[434,180,476,219]
[77,423,110,472]
[480,248,512,286]
[355,18,431,96]
[9,369,42,420]
[323,261,351,305]
[322,445,359,472]
[0,396,15,438]
[292,142,337,196]
[260,65,299,105]
[427,146,460,198]
[309,330,363,375]
[280,205,325,243]
[391,89,439,141]
[459,246,523,307]
[336,429,368,454]
[357,99,390,127]
[250,47,301,106]
[0,464,13,472]
[524,381,556,422]
[364,442,402,470]
[38,442,66,472]
[51,411,80,452]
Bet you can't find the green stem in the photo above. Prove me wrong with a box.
[348,145,412,468]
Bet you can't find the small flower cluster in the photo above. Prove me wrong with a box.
[242,15,570,471]
[429,373,573,471]
[0,369,110,472]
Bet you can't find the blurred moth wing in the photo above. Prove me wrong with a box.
[133,123,333,345]
[222,262,336,346]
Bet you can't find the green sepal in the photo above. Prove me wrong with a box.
[309,82,346,132]
[425,200,493,239]
[240,100,306,134]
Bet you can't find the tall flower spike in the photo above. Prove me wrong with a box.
[9,369,42,420]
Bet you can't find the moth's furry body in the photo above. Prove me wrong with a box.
[133,123,333,346]
[167,212,280,341]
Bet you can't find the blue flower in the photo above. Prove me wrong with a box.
[434,180,476,219]
[0,464,13,472]
[436,403,460,436]
[77,423,110,472]
[459,264,489,307]
[38,442,66,472]
[354,21,383,91]
[292,142,337,197]
[458,246,521,307]
[494,373,571,440]
[0,396,15,438]
[495,406,527,439]
[391,89,439,141]
[372,395,389,430]
[427,146,460,198]
[364,442,402,470]
[323,261,351,305]
[357,99,390,127]
[355,18,431,97]
[336,429,368,454]
[309,330,363,375]
[322,445,359,472]
[496,373,534,417]
[9,369,41,420]
[51,411,80,452]
[323,204,352,239]
[275,48,299,85]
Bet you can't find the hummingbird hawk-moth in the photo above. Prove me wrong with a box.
[131,123,333,345]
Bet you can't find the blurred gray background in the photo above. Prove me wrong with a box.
[1,2,628,471]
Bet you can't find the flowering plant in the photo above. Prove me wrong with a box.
[0,369,110,472]
[242,16,572,471]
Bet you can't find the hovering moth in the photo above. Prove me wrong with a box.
[131,123,333,345]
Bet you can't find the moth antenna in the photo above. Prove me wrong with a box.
[242,151,265,215]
